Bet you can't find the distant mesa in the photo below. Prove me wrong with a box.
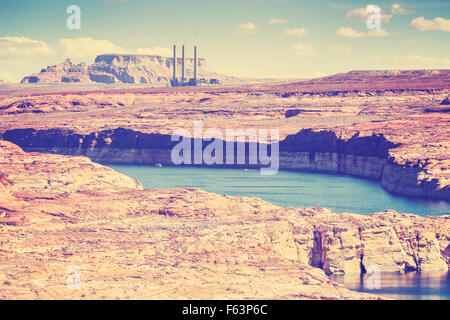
[21,58,89,84]
[21,54,233,85]
[270,69,450,94]
[320,69,450,81]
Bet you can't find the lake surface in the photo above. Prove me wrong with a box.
[108,165,450,216]
[330,272,450,300]
[107,165,449,300]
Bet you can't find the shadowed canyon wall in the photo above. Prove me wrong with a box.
[1,127,449,201]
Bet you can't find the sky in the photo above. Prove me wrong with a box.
[0,0,449,82]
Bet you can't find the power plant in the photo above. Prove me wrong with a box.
[170,45,221,87]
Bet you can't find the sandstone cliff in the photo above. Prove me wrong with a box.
[89,54,228,84]
[2,127,449,201]
[21,59,90,84]
[0,140,448,299]
[20,55,234,85]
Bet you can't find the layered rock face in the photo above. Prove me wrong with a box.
[272,69,450,93]
[89,54,225,84]
[0,140,447,299]
[307,211,449,274]
[20,55,232,85]
[21,59,90,84]
[2,127,449,200]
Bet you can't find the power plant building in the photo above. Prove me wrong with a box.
[171,45,221,87]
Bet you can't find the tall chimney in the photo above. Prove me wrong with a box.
[173,45,176,83]
[194,46,197,83]
[182,45,185,80]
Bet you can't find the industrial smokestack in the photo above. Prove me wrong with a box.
[194,46,197,83]
[182,45,185,80]
[173,45,176,83]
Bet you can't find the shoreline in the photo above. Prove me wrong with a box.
[105,163,449,217]
[0,139,448,299]
[2,127,449,201]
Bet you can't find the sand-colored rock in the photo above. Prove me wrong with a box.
[1,70,449,200]
[0,141,447,299]
[0,70,449,299]
[21,55,235,85]
[21,59,90,84]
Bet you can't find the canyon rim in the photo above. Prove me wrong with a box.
[0,0,449,305]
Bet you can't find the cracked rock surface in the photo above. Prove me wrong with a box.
[0,140,448,299]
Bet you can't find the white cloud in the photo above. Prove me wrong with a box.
[236,22,259,34]
[390,3,412,15]
[346,7,392,23]
[331,45,352,53]
[269,18,287,25]
[57,37,126,62]
[0,36,54,58]
[410,17,450,32]
[336,27,390,38]
[0,35,172,82]
[336,27,365,38]
[57,38,172,63]
[291,43,314,56]
[135,47,172,56]
[391,54,450,68]
[283,28,308,38]
[368,29,390,37]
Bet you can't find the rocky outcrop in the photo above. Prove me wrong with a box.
[302,210,449,275]
[0,140,447,299]
[21,59,90,84]
[271,69,450,95]
[2,127,448,200]
[0,140,377,299]
[0,94,135,115]
[20,55,234,85]
[89,54,228,84]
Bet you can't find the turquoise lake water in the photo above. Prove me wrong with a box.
[330,272,449,300]
[107,164,449,300]
[108,165,450,216]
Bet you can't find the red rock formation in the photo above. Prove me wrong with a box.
[0,140,447,299]
[21,59,90,84]
[20,55,235,85]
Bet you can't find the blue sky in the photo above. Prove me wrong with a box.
[0,0,449,82]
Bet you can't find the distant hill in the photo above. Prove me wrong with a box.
[268,69,450,94]
[21,55,236,85]
[318,69,450,81]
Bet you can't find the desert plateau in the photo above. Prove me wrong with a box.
[0,67,449,300]
[0,0,449,303]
